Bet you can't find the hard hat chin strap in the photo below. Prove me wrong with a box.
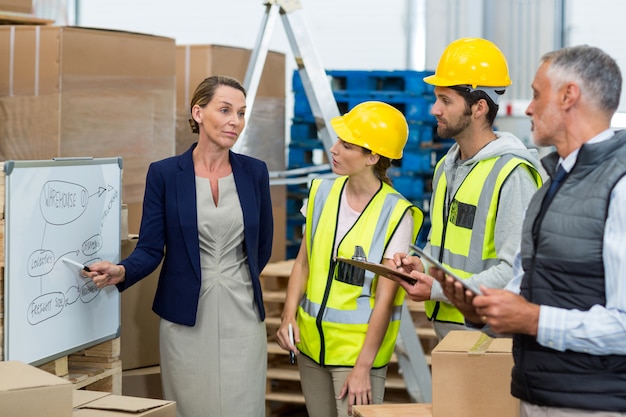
[467,85,506,105]
[452,85,506,105]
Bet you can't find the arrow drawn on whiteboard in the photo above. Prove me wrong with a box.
[65,286,80,305]
[90,185,112,199]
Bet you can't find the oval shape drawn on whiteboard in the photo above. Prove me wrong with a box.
[82,234,103,256]
[80,281,100,303]
[27,292,65,324]
[39,180,88,225]
[27,249,55,277]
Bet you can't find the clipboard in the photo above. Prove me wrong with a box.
[409,244,482,295]
[334,257,417,285]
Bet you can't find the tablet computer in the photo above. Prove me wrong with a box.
[334,257,418,285]
[409,244,482,295]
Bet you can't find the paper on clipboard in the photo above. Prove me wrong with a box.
[334,257,417,285]
[409,244,482,295]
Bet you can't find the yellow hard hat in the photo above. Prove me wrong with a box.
[330,101,408,160]
[424,37,512,89]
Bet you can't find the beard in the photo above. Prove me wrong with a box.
[436,112,473,140]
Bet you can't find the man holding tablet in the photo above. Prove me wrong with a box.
[392,38,542,340]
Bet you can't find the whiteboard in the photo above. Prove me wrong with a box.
[4,157,122,365]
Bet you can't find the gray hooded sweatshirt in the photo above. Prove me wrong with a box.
[426,131,542,302]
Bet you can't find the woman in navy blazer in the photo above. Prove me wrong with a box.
[87,76,273,417]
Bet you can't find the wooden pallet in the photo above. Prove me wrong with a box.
[37,338,123,394]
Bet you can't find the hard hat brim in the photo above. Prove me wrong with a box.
[330,116,357,145]
[423,74,512,88]
[423,74,456,87]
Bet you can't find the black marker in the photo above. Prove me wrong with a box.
[62,257,91,272]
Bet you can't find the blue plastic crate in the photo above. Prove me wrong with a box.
[286,243,301,260]
[433,147,452,164]
[433,132,456,147]
[416,220,431,248]
[288,137,325,150]
[287,147,315,168]
[393,175,426,201]
[290,121,318,141]
[286,220,305,259]
[328,70,435,95]
[287,214,306,226]
[287,145,327,169]
[415,192,433,213]
[286,227,301,243]
[395,149,436,174]
[294,90,436,125]
[293,91,315,120]
[286,216,305,241]
[293,69,436,96]
[287,198,304,216]
[333,93,436,124]
[287,183,309,195]
[292,70,333,94]
[407,123,436,147]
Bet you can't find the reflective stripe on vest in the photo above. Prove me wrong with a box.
[425,155,541,323]
[298,176,423,367]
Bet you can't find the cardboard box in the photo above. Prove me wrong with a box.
[0,25,176,208]
[0,360,73,417]
[120,236,161,371]
[73,390,111,408]
[122,366,163,399]
[73,390,175,417]
[0,0,32,14]
[431,331,519,417]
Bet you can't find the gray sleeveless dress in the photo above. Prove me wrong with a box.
[159,174,267,417]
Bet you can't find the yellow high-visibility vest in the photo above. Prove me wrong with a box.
[425,155,542,324]
[297,176,423,367]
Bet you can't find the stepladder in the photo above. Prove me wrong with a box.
[240,0,339,164]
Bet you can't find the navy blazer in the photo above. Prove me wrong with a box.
[117,143,274,326]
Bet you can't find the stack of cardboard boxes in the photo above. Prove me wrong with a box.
[0,25,177,208]
[0,23,177,389]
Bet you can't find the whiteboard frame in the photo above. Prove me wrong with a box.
[3,157,123,365]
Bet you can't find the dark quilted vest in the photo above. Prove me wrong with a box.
[513,131,626,411]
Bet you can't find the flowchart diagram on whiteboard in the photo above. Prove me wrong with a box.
[3,157,122,365]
